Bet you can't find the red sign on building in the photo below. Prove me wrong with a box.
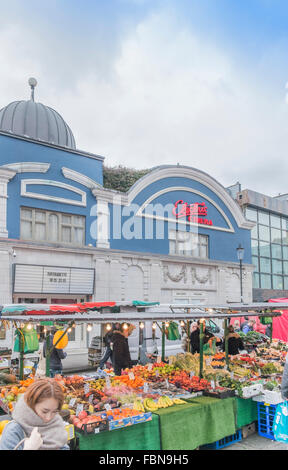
[172,200,213,225]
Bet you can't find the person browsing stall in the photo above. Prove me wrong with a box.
[111,323,135,375]
[190,320,221,354]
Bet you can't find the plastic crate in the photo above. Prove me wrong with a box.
[257,402,277,440]
[200,429,242,449]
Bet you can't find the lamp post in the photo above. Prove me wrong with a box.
[236,244,244,303]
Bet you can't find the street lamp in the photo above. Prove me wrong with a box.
[236,244,244,303]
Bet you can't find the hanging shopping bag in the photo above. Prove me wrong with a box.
[166,322,181,341]
[273,401,288,443]
[14,326,39,354]
[35,349,46,378]
[203,338,217,355]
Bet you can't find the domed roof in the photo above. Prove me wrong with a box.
[0,78,76,149]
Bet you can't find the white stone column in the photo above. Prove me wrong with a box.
[92,189,111,249]
[0,168,16,238]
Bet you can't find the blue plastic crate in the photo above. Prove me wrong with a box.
[200,429,242,450]
[257,402,277,440]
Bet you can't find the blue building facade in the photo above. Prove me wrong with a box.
[0,80,254,311]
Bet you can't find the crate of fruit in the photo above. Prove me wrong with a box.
[203,387,235,399]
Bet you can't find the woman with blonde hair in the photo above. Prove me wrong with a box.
[0,378,69,450]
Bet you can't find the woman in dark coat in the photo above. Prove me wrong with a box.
[111,323,134,375]
[225,325,245,355]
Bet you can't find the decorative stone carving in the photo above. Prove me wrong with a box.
[191,267,213,285]
[163,264,187,283]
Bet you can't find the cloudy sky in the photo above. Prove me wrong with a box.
[1,0,288,196]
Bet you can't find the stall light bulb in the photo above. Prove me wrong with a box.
[123,323,128,330]
[152,322,157,330]
[180,320,185,327]
[106,324,112,331]
[27,323,32,330]
[139,322,145,329]
[87,324,92,332]
[68,328,72,333]
[72,323,76,328]
[165,321,170,328]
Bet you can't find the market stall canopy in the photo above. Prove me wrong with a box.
[0,301,160,316]
[0,302,287,324]
[269,298,288,342]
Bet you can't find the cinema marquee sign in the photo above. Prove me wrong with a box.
[172,200,213,226]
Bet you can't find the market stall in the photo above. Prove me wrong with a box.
[0,301,288,450]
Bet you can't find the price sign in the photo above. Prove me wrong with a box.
[128,372,135,380]
[155,370,159,378]
[258,369,262,376]
[104,404,111,411]
[88,394,94,404]
[94,428,100,434]
[148,363,153,372]
[105,376,111,388]
[169,357,173,365]
[231,372,234,379]
[165,379,169,389]
[190,371,195,378]
[69,398,77,407]
[76,404,84,416]
[143,382,148,393]
[211,380,215,390]
[84,383,90,394]
[157,356,161,364]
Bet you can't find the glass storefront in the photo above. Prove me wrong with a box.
[245,207,288,290]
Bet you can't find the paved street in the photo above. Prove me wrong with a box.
[222,433,288,450]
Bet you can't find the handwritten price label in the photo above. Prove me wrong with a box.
[76,404,84,416]
[105,376,111,388]
[128,372,135,380]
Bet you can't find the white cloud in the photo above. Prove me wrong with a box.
[0,7,288,196]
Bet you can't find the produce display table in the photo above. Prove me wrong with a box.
[76,415,161,450]
[153,402,202,450]
[182,396,237,449]
[235,397,258,428]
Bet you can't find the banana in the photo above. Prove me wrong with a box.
[157,397,167,408]
[144,398,158,411]
[134,399,145,412]
[173,398,186,405]
[162,396,174,407]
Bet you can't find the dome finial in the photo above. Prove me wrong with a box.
[28,77,37,102]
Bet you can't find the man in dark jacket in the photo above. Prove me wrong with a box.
[111,323,133,375]
[99,323,120,370]
[43,331,67,377]
[190,320,220,353]
[225,325,245,355]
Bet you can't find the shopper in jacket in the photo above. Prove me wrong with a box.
[0,378,69,450]
[111,323,134,375]
[224,325,245,356]
[43,331,67,377]
[190,320,221,354]
[98,323,121,370]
